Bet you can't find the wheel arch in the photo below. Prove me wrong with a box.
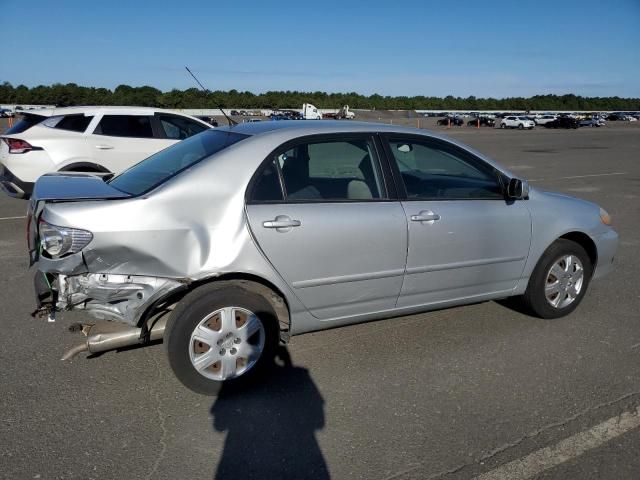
[139,272,291,342]
[59,161,111,173]
[558,231,598,270]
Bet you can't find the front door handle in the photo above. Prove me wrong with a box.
[262,215,301,231]
[410,211,441,223]
[95,145,114,150]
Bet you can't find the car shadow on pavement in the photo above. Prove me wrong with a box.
[210,346,330,480]
[495,297,533,316]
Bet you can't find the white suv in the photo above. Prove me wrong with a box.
[534,114,557,125]
[0,106,211,198]
[500,116,536,130]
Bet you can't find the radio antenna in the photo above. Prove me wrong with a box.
[185,66,237,126]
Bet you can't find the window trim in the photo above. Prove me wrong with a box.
[380,133,507,202]
[246,133,399,205]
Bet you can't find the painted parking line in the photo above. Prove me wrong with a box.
[0,216,26,221]
[474,405,640,480]
[529,172,628,182]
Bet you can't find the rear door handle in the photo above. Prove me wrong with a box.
[263,215,301,230]
[410,211,441,223]
[95,145,114,150]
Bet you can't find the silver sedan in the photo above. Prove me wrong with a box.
[28,121,618,394]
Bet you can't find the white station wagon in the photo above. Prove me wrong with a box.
[0,106,211,198]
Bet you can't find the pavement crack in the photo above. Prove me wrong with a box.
[144,349,169,480]
[383,390,640,480]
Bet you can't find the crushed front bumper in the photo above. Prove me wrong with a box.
[34,270,187,326]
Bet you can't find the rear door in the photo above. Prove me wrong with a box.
[87,114,174,172]
[246,134,408,320]
[382,135,531,308]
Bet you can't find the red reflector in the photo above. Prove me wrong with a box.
[3,138,35,154]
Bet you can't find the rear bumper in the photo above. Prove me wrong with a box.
[0,164,33,199]
[32,269,186,326]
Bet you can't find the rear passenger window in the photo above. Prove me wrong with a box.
[94,115,154,138]
[275,138,383,201]
[249,159,284,202]
[42,114,94,132]
[158,115,208,140]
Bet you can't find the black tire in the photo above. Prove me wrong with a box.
[521,239,593,319]
[501,123,506,129]
[518,123,524,130]
[165,282,280,395]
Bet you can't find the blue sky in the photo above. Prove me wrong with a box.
[4,0,639,98]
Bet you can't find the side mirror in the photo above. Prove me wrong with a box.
[507,178,529,199]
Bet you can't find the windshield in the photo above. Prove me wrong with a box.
[109,130,249,196]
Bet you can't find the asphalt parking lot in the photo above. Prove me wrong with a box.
[1,121,639,480]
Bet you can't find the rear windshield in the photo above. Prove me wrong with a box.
[108,130,248,196]
[4,114,46,134]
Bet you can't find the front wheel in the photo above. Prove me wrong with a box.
[518,123,524,130]
[521,239,593,319]
[501,123,506,129]
[165,283,279,395]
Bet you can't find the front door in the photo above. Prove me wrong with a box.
[246,134,407,320]
[383,135,532,308]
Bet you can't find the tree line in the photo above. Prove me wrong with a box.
[1,81,638,111]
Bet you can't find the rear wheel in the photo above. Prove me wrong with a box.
[165,283,279,395]
[521,239,592,319]
[501,123,506,129]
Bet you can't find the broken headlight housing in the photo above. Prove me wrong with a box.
[39,220,93,258]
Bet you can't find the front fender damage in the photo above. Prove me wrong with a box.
[58,273,187,326]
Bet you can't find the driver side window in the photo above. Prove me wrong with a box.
[387,137,503,200]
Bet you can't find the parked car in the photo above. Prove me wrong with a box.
[0,106,211,198]
[500,116,535,129]
[534,115,557,125]
[437,116,464,126]
[28,121,618,394]
[544,117,580,129]
[195,115,219,127]
[605,113,636,121]
[282,110,303,120]
[230,110,240,116]
[579,118,605,128]
[0,108,14,118]
[467,117,495,127]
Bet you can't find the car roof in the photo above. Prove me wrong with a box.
[217,119,449,139]
[16,106,199,117]
[211,120,513,177]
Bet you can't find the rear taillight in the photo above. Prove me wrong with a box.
[2,138,41,154]
[38,220,93,258]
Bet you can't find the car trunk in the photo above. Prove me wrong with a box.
[27,173,131,264]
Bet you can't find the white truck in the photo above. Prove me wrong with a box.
[302,103,322,120]
[323,105,356,120]
[337,105,355,119]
